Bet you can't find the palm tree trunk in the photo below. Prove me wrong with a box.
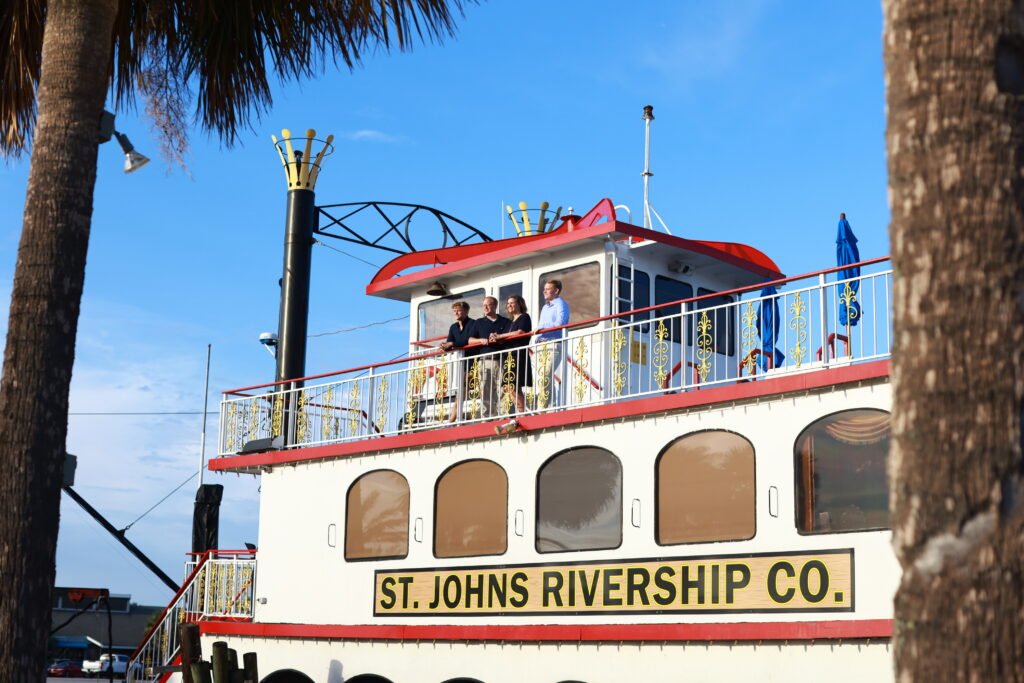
[885,0,1024,679]
[0,0,117,679]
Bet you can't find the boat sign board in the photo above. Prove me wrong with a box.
[374,549,854,616]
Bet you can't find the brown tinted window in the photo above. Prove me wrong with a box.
[657,431,755,544]
[345,470,409,560]
[795,409,891,533]
[537,448,621,552]
[435,460,508,558]
[538,262,600,328]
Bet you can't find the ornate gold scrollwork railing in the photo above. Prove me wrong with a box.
[375,377,390,432]
[573,336,590,403]
[611,326,628,397]
[500,353,517,414]
[652,319,670,387]
[347,382,361,437]
[740,301,758,376]
[788,292,808,368]
[467,358,482,420]
[695,310,714,383]
[533,344,553,410]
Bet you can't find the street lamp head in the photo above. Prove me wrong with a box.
[113,131,150,173]
[123,149,150,174]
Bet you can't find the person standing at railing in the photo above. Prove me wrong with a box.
[439,301,475,423]
[534,279,570,408]
[439,301,474,352]
[490,295,533,414]
[468,296,511,417]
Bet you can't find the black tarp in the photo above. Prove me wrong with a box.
[191,484,223,554]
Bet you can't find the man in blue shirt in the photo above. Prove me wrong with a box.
[468,296,510,417]
[534,279,570,407]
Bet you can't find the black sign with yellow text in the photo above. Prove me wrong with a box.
[374,549,854,616]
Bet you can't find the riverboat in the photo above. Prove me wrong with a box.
[129,125,895,683]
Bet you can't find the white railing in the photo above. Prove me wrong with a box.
[219,261,892,455]
[127,551,257,683]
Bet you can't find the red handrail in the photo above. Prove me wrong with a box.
[223,256,891,396]
[130,549,257,661]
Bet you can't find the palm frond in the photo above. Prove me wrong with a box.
[0,0,46,157]
[4,0,470,159]
[173,0,469,145]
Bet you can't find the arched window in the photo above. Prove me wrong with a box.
[657,431,755,544]
[347,676,395,683]
[345,470,409,560]
[435,460,508,558]
[536,447,622,553]
[795,409,891,533]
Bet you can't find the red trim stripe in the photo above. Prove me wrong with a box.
[210,360,889,471]
[200,619,892,642]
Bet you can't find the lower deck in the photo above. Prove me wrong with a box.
[148,368,896,682]
[251,369,894,624]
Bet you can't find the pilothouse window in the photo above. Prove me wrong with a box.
[417,288,485,342]
[538,263,600,330]
[615,266,650,324]
[654,276,693,343]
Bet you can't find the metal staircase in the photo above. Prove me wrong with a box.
[127,550,257,683]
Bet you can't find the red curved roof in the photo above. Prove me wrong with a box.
[367,198,782,295]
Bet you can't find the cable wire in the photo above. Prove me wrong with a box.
[313,238,382,268]
[121,471,197,533]
[309,314,409,338]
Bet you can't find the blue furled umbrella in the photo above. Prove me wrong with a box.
[757,285,785,372]
[837,213,862,327]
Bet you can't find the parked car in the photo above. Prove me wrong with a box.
[47,659,85,677]
[82,653,129,677]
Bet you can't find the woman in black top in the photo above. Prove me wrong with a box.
[490,295,532,413]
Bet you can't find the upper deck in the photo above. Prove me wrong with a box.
[214,199,892,471]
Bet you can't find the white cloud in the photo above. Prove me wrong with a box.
[345,129,406,143]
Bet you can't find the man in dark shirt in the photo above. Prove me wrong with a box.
[436,301,475,423]
[468,296,510,417]
[439,301,473,352]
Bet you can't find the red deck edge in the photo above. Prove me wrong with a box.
[210,359,890,472]
[200,619,893,642]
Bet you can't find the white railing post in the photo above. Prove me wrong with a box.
[818,273,830,367]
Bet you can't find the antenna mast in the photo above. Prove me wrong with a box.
[642,105,654,231]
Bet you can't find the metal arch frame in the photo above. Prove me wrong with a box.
[315,201,492,256]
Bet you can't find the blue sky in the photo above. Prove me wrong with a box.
[0,1,888,607]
